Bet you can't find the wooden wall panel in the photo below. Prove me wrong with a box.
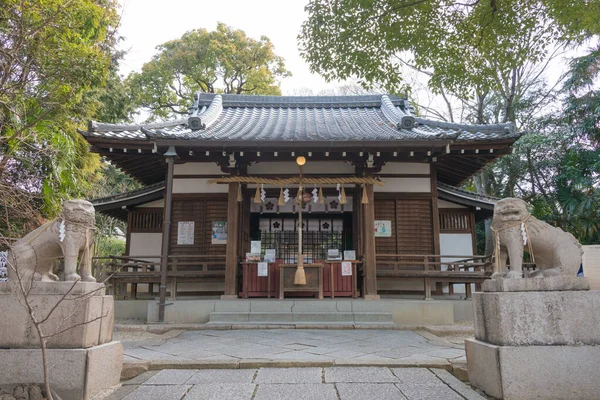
[374,196,434,255]
[170,196,228,256]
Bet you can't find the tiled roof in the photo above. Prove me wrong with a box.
[81,94,519,143]
[438,182,499,209]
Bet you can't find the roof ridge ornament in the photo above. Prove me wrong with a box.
[380,94,415,130]
[188,93,223,131]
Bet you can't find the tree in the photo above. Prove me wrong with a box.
[128,23,291,120]
[0,0,121,235]
[299,0,600,96]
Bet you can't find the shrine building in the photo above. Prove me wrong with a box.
[81,93,519,322]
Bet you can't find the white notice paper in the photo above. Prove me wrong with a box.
[257,262,268,277]
[177,221,195,245]
[341,261,353,276]
[251,241,262,255]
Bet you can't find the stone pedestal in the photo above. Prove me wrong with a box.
[0,282,122,399]
[466,277,600,399]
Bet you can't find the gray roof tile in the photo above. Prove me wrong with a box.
[81,94,520,143]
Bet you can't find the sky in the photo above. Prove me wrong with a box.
[116,0,338,94]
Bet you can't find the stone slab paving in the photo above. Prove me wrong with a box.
[122,329,465,366]
[102,367,485,400]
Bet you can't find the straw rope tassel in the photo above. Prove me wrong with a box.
[294,166,306,285]
[340,184,347,204]
[318,186,324,204]
[237,183,243,202]
[278,186,285,206]
[361,184,369,204]
[253,186,261,204]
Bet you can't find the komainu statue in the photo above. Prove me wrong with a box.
[7,200,96,283]
[491,198,582,278]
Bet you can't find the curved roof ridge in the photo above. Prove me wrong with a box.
[414,117,515,135]
[87,119,187,134]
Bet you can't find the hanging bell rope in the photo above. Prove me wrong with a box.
[294,166,306,285]
[208,176,384,186]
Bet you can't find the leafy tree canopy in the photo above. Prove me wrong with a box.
[128,23,291,120]
[299,0,600,96]
[0,0,121,236]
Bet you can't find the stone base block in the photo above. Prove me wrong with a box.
[466,338,600,400]
[482,276,589,292]
[0,341,123,400]
[0,282,113,348]
[473,290,600,345]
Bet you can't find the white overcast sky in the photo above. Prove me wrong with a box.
[116,0,338,94]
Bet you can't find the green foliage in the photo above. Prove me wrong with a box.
[299,0,600,96]
[0,0,121,235]
[94,235,125,258]
[128,23,291,120]
[474,46,600,244]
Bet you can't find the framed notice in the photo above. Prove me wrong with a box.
[177,221,195,245]
[374,220,392,237]
[341,261,353,276]
[211,221,227,244]
[264,249,276,263]
[343,250,356,261]
[257,262,269,277]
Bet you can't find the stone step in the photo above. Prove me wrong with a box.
[207,311,393,325]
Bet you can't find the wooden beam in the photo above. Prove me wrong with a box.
[222,182,240,299]
[362,183,379,300]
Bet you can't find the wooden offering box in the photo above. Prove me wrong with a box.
[279,263,324,299]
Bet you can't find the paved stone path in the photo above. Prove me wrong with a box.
[123,329,466,367]
[104,367,484,400]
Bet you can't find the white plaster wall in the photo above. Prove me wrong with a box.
[248,161,355,174]
[583,245,600,290]
[380,162,430,174]
[374,178,431,192]
[174,162,224,175]
[440,233,475,294]
[438,200,467,209]
[128,233,162,259]
[138,199,164,208]
[173,178,228,193]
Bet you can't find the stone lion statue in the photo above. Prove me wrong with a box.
[491,198,582,278]
[7,200,96,283]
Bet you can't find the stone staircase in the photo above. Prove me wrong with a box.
[208,310,393,325]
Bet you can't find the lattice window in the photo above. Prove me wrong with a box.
[130,209,163,232]
[259,217,344,263]
[439,209,472,233]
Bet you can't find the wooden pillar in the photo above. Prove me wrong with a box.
[362,183,379,300]
[158,146,176,322]
[430,164,441,256]
[222,182,240,299]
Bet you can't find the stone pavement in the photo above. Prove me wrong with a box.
[103,367,484,400]
[122,329,467,369]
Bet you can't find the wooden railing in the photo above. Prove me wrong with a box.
[376,254,493,299]
[93,254,226,299]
